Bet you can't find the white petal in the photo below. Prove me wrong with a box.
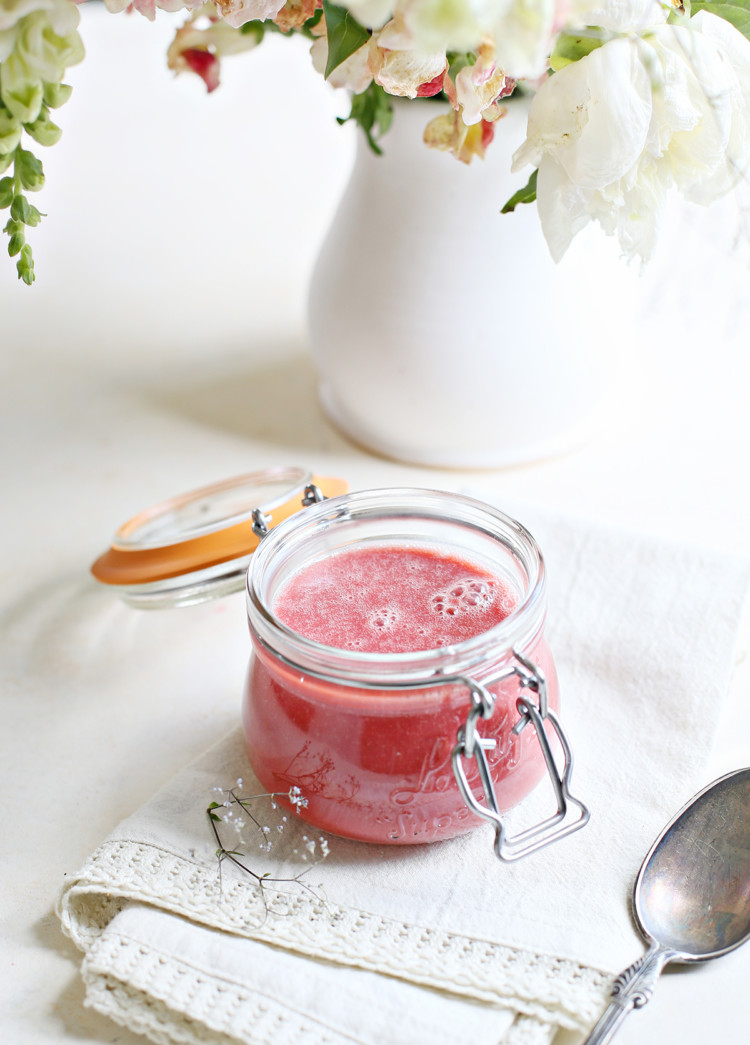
[215,0,286,29]
[535,157,594,262]
[370,40,446,97]
[343,0,394,29]
[519,39,652,189]
[492,0,556,81]
[578,0,669,33]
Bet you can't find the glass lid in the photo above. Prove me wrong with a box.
[91,466,348,609]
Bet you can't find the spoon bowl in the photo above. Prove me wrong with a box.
[636,768,750,958]
[584,768,750,1044]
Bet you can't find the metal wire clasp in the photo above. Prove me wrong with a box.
[452,650,590,862]
[252,484,327,540]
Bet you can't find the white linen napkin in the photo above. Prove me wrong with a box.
[58,502,750,1045]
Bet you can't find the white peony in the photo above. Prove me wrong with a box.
[577,0,670,33]
[400,0,558,80]
[342,0,394,29]
[398,0,493,50]
[512,12,750,263]
[490,0,556,80]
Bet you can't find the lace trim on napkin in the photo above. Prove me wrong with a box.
[59,836,611,1033]
[83,929,557,1045]
[84,931,356,1045]
[82,936,559,1045]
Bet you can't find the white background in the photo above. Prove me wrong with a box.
[2,5,750,1043]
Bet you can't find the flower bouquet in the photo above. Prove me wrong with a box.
[2,0,750,283]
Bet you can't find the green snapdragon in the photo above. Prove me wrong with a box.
[0,0,84,284]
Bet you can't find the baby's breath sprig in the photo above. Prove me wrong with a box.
[207,781,330,913]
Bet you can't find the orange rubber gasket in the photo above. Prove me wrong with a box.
[91,475,348,586]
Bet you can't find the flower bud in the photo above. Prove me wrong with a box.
[10,193,31,223]
[1,69,44,124]
[43,82,73,109]
[0,176,13,209]
[25,112,62,146]
[0,109,22,155]
[7,227,25,256]
[16,147,43,191]
[17,242,34,284]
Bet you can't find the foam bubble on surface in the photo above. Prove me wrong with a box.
[272,544,518,654]
[431,578,497,617]
[368,607,399,631]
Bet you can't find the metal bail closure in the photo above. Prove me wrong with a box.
[451,650,590,862]
[90,469,347,609]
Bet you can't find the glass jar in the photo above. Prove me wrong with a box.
[244,487,588,859]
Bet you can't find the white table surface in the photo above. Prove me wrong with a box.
[2,7,750,1044]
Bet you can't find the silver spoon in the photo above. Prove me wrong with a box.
[584,767,750,1044]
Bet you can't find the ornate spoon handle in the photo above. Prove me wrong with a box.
[583,942,674,1045]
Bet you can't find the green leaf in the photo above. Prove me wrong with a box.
[209,812,222,822]
[337,83,393,155]
[501,170,538,214]
[690,1,750,39]
[302,7,323,33]
[0,177,13,209]
[549,32,604,71]
[25,204,42,227]
[239,20,266,42]
[16,148,44,192]
[322,1,370,78]
[0,152,13,175]
[447,52,476,79]
[10,195,32,223]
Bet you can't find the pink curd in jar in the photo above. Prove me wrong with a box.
[243,542,558,844]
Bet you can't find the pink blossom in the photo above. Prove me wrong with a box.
[103,0,198,21]
[454,43,514,126]
[423,108,505,164]
[181,47,220,90]
[213,0,285,29]
[274,0,321,32]
[167,9,262,91]
[415,70,444,97]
